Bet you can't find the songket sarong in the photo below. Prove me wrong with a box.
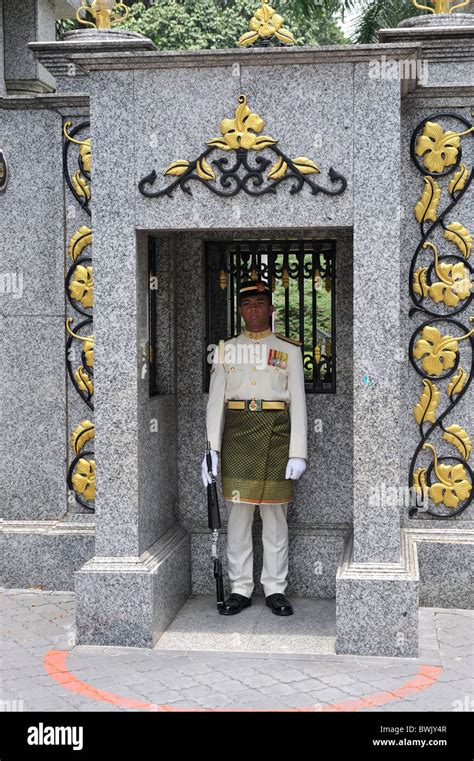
[221,407,292,505]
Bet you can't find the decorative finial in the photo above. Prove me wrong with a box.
[76,0,129,30]
[412,0,470,13]
[237,0,296,47]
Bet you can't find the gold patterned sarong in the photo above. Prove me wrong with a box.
[221,407,292,505]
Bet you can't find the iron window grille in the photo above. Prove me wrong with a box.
[204,238,336,394]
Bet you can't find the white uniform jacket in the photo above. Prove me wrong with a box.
[206,329,308,460]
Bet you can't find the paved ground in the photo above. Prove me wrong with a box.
[1,589,472,712]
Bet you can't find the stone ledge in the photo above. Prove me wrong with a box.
[2,519,95,535]
[0,93,90,110]
[404,527,474,546]
[77,522,188,575]
[337,529,419,581]
[28,40,424,78]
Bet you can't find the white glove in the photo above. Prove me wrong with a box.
[285,458,306,480]
[202,449,218,488]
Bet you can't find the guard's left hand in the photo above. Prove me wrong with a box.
[285,458,307,479]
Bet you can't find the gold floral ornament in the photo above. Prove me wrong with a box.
[412,319,474,376]
[76,0,129,30]
[412,0,470,12]
[70,421,95,503]
[72,459,95,501]
[413,241,471,307]
[238,0,296,47]
[69,264,93,309]
[415,120,474,173]
[419,443,471,509]
[140,95,346,199]
[208,95,276,152]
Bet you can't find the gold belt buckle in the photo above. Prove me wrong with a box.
[249,398,258,411]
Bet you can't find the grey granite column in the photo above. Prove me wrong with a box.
[45,32,192,647]
[352,68,403,565]
[3,0,56,94]
[336,65,419,658]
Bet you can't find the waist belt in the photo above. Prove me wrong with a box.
[227,399,288,411]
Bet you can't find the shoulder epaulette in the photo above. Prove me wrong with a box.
[275,332,302,346]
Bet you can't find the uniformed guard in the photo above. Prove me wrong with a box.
[201,278,308,616]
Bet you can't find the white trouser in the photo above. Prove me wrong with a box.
[225,499,289,597]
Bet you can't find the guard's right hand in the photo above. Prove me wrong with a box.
[201,449,218,488]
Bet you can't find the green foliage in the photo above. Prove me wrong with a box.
[346,0,423,43]
[56,0,425,46]
[271,260,332,358]
[119,0,347,49]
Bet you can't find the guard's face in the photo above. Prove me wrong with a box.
[239,295,274,331]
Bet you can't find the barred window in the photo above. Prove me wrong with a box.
[204,239,336,394]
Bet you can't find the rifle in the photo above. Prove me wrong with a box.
[206,439,225,611]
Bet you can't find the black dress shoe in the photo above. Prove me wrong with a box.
[219,592,252,616]
[265,593,293,616]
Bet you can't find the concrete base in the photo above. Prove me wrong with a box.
[336,531,420,658]
[74,523,191,648]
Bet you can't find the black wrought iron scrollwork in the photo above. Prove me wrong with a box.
[139,94,347,202]
[63,119,95,513]
[139,146,347,200]
[63,120,91,216]
[66,317,94,410]
[408,112,474,519]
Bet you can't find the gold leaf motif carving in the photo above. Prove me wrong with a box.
[447,367,468,398]
[448,164,469,195]
[196,157,215,181]
[164,160,190,177]
[71,420,95,455]
[444,222,472,259]
[72,170,91,201]
[291,157,320,175]
[414,176,441,222]
[413,267,430,298]
[413,379,440,424]
[207,137,232,151]
[267,156,288,180]
[68,226,92,262]
[442,424,472,461]
[413,467,429,500]
[75,366,94,395]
